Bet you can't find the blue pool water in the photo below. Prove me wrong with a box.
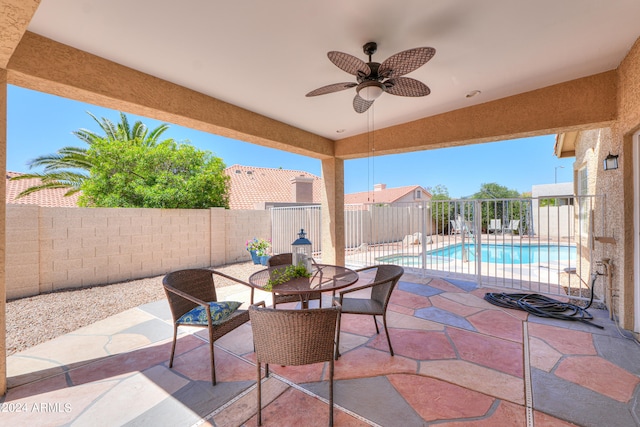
[378,243,576,266]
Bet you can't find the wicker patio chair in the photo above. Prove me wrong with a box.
[249,303,341,426]
[334,264,404,358]
[267,253,321,308]
[163,268,260,385]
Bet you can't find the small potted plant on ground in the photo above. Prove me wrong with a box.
[246,238,271,265]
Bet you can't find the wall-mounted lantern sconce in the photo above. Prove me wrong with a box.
[603,153,619,171]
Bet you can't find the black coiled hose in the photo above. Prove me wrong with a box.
[484,273,603,329]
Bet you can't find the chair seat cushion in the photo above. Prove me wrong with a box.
[178,301,242,325]
[335,297,384,315]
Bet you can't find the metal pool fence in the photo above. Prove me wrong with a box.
[270,195,605,304]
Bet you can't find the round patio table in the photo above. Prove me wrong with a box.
[248,264,359,309]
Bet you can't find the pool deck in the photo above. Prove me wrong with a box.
[4,269,640,426]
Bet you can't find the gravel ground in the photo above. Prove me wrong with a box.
[6,262,265,356]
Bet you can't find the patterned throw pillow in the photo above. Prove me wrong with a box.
[177,301,242,325]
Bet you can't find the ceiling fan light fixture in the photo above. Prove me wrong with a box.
[357,81,385,101]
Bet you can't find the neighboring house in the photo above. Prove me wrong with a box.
[5,172,80,207]
[225,165,323,210]
[345,183,432,206]
[227,165,433,210]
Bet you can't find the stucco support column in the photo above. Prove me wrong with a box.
[0,70,7,395]
[320,158,345,266]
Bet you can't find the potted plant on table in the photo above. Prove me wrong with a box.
[264,263,312,291]
[246,238,271,265]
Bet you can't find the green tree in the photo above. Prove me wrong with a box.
[471,182,521,200]
[80,137,229,208]
[11,112,170,197]
[472,183,528,233]
[428,184,452,234]
[13,112,229,209]
[10,146,91,197]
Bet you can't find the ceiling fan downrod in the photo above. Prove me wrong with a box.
[360,42,381,83]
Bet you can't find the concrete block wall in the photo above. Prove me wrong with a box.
[5,205,40,299]
[224,210,271,264]
[210,208,227,266]
[37,207,213,293]
[6,205,271,300]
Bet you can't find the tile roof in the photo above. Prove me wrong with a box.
[225,165,323,210]
[345,185,431,205]
[5,167,429,210]
[6,172,80,207]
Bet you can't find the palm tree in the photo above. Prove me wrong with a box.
[11,112,170,198]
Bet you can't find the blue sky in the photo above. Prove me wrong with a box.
[7,85,574,198]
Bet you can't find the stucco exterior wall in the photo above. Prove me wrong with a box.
[571,36,640,329]
[612,37,640,329]
[5,205,270,300]
[571,129,611,302]
[616,38,640,329]
[320,158,345,265]
[336,71,617,159]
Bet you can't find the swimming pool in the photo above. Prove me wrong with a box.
[378,243,576,266]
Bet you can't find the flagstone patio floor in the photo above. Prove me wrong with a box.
[3,270,640,426]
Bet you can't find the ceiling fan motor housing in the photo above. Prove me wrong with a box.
[358,62,382,82]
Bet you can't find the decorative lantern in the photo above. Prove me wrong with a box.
[603,153,619,171]
[292,229,313,272]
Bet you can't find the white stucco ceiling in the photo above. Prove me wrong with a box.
[27,0,640,140]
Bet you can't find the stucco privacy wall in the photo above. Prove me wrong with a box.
[5,205,270,300]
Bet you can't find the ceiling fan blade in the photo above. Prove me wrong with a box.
[328,51,371,77]
[378,47,436,79]
[384,77,431,97]
[353,94,374,113]
[306,82,357,97]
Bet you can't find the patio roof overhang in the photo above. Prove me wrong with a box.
[4,31,618,161]
[2,32,617,159]
[554,131,578,158]
[0,0,622,162]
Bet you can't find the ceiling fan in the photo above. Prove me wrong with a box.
[306,42,436,113]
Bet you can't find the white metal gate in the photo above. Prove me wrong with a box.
[270,205,321,255]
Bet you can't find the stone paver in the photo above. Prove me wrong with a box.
[554,356,640,402]
[388,374,495,421]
